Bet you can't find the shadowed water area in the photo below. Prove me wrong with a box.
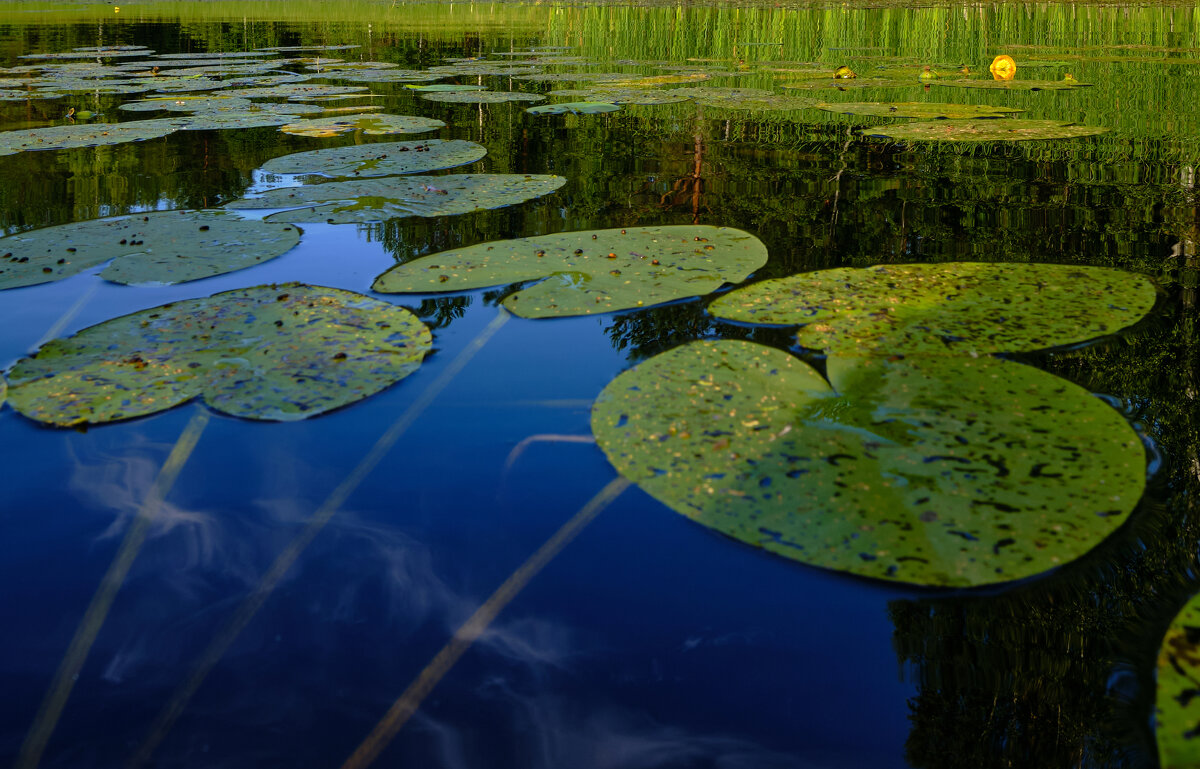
[0,1,1199,767]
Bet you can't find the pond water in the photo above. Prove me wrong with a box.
[1,2,1198,768]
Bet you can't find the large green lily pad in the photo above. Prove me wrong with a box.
[258,140,486,179]
[0,210,301,289]
[278,113,444,138]
[547,88,691,105]
[404,84,487,92]
[6,283,431,426]
[592,340,1145,587]
[226,174,567,223]
[1156,595,1200,768]
[526,102,621,115]
[0,118,179,156]
[219,84,370,100]
[709,263,1156,356]
[861,119,1107,141]
[373,225,767,318]
[931,78,1092,91]
[819,101,1024,119]
[419,91,545,104]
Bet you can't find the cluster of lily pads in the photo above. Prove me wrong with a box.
[0,45,1107,153]
[0,45,1143,586]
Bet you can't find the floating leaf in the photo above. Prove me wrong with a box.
[322,69,445,84]
[670,87,818,111]
[709,263,1155,355]
[403,84,487,92]
[0,210,300,289]
[118,96,320,116]
[218,84,370,100]
[931,79,1091,91]
[279,113,444,138]
[547,88,690,105]
[226,174,567,223]
[419,91,545,104]
[818,101,1023,119]
[604,73,712,87]
[513,72,632,83]
[780,77,917,91]
[259,140,486,179]
[6,283,431,426]
[1156,595,1200,768]
[373,225,767,318]
[0,118,179,156]
[526,101,620,115]
[859,119,1107,141]
[591,340,1145,587]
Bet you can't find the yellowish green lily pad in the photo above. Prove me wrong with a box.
[419,91,545,104]
[0,210,301,289]
[931,78,1092,91]
[709,263,1156,356]
[819,101,1024,119]
[591,340,1145,587]
[526,102,621,115]
[226,174,567,223]
[404,84,487,92]
[259,140,486,179]
[547,88,691,105]
[859,119,1107,142]
[1156,595,1200,769]
[279,113,444,138]
[6,283,431,426]
[373,225,768,318]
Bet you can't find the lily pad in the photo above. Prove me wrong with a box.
[419,91,545,104]
[818,101,1024,119]
[708,263,1156,356]
[526,102,621,115]
[0,118,179,156]
[591,340,1145,586]
[931,78,1091,91]
[226,174,567,223]
[278,113,444,138]
[6,283,432,426]
[323,70,445,84]
[669,87,818,111]
[1156,595,1200,768]
[547,88,690,105]
[373,225,767,318]
[0,210,301,289]
[218,84,370,100]
[258,140,486,179]
[404,84,487,92]
[859,119,1108,142]
[513,72,632,83]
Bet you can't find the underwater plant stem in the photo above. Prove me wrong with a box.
[339,475,631,769]
[14,408,211,769]
[127,309,511,769]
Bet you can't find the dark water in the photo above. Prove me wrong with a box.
[1,4,1198,768]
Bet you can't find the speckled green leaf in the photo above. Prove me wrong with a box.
[226,174,566,223]
[931,78,1092,91]
[419,90,545,104]
[819,101,1024,119]
[861,119,1107,141]
[513,73,631,83]
[1156,595,1200,769]
[0,210,300,289]
[219,84,370,100]
[373,225,767,318]
[709,263,1155,355]
[547,88,691,105]
[6,283,431,426]
[0,118,179,156]
[526,101,620,115]
[592,340,1145,587]
[259,140,486,179]
[279,113,444,138]
[403,84,486,92]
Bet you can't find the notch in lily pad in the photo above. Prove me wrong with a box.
[0,210,301,289]
[226,174,567,224]
[5,283,432,426]
[591,340,1146,587]
[708,262,1157,355]
[372,225,767,318]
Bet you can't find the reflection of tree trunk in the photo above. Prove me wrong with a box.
[658,109,705,223]
[826,125,854,251]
